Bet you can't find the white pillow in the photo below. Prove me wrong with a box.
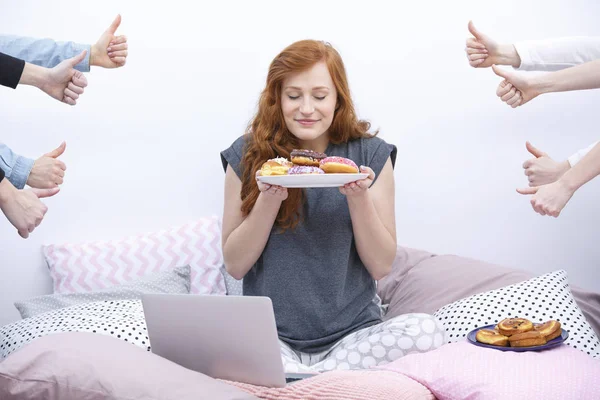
[433,270,600,358]
[15,266,191,319]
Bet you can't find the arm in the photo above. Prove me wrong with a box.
[0,143,34,189]
[465,21,600,71]
[560,142,600,194]
[344,159,397,281]
[0,51,24,88]
[568,141,599,167]
[0,14,127,71]
[514,37,600,72]
[221,166,285,280]
[493,58,600,108]
[534,58,600,94]
[0,35,90,72]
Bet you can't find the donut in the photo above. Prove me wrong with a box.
[508,331,547,347]
[259,157,293,176]
[497,318,534,336]
[288,166,324,175]
[319,156,359,173]
[534,320,562,341]
[476,329,509,346]
[290,149,327,167]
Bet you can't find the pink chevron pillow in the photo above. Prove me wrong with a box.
[42,216,226,295]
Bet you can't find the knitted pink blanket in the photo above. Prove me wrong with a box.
[225,370,434,400]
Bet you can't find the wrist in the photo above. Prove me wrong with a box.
[558,160,571,176]
[498,44,521,68]
[0,179,16,206]
[557,172,580,194]
[19,63,50,89]
[90,44,99,67]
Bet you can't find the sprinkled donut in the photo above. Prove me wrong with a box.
[319,156,359,173]
[288,166,324,175]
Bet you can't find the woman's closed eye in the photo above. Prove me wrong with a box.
[287,95,327,100]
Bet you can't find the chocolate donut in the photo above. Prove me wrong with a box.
[290,149,327,167]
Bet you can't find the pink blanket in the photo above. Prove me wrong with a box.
[225,370,435,400]
[378,341,600,400]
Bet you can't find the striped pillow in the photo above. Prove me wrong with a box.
[43,216,225,295]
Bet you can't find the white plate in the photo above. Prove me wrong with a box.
[258,173,368,188]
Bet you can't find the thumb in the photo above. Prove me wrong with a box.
[516,187,538,195]
[69,50,88,67]
[44,141,66,158]
[106,14,122,35]
[525,141,547,158]
[468,20,484,40]
[492,65,511,81]
[32,187,60,199]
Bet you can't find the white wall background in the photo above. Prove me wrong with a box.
[1,0,599,326]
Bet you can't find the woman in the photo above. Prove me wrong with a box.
[220,40,444,373]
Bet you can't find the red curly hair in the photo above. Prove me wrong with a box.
[240,40,377,230]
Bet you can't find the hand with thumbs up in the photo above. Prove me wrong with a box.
[492,65,542,108]
[516,180,574,218]
[27,142,68,189]
[522,141,570,186]
[91,15,128,68]
[19,51,88,105]
[0,178,60,238]
[465,21,521,69]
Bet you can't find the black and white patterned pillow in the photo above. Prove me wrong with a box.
[1,299,148,360]
[433,270,600,358]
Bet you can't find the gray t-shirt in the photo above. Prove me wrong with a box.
[220,135,397,353]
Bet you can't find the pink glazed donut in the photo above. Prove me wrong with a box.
[319,156,359,173]
[288,166,324,174]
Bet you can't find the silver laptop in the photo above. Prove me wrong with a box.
[141,294,318,387]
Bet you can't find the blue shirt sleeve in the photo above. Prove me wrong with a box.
[0,143,34,189]
[0,34,91,72]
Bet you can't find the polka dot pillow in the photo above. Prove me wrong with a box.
[433,270,600,358]
[1,299,148,360]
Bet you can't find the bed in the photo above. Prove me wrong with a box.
[1,216,599,399]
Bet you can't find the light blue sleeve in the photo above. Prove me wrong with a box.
[0,35,91,72]
[0,143,34,189]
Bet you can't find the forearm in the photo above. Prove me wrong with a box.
[0,35,90,72]
[514,37,600,72]
[568,141,600,167]
[535,59,600,94]
[347,191,397,281]
[18,62,50,89]
[560,142,600,193]
[223,194,282,280]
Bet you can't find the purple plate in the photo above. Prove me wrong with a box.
[467,324,568,352]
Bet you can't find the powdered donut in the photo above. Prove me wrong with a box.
[288,166,324,175]
[260,157,293,176]
[290,149,327,167]
[319,156,359,173]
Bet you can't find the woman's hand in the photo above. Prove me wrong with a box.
[256,170,288,201]
[340,166,374,197]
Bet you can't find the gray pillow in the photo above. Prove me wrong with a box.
[15,265,191,319]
